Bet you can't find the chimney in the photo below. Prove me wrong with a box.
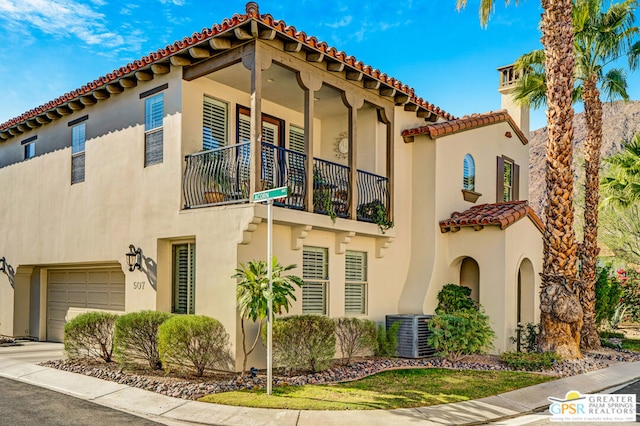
[497,64,530,140]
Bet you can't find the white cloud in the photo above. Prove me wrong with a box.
[159,0,185,5]
[325,15,352,29]
[0,0,126,48]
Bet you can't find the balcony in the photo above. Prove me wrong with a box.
[183,143,390,225]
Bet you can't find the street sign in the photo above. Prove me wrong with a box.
[252,186,289,202]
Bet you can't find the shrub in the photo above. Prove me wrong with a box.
[114,311,173,370]
[435,284,477,314]
[375,321,400,357]
[158,315,232,377]
[427,309,495,362]
[334,317,377,366]
[595,265,622,327]
[619,269,640,322]
[64,311,118,362]
[510,322,539,352]
[267,315,336,374]
[499,351,561,371]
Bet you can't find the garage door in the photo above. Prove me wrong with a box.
[47,268,125,342]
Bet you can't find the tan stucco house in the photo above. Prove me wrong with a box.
[0,3,542,369]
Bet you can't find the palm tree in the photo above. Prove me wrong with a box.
[233,258,303,374]
[601,133,640,207]
[513,0,640,350]
[457,0,582,358]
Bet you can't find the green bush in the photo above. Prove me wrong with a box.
[619,269,640,322]
[114,311,172,370]
[334,317,377,366]
[267,315,336,374]
[375,321,400,357]
[64,311,118,362]
[427,309,495,362]
[510,322,539,352]
[435,284,477,314]
[158,315,232,376]
[595,265,622,327]
[499,351,561,371]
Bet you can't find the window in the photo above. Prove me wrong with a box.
[345,251,367,315]
[289,125,305,153]
[71,123,86,184]
[497,156,520,202]
[172,243,196,314]
[302,246,328,315]
[463,154,475,191]
[145,93,164,166]
[24,142,35,159]
[203,96,227,150]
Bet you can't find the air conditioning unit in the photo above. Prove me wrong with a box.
[386,314,436,358]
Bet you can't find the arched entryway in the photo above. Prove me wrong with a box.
[517,258,535,325]
[460,257,480,303]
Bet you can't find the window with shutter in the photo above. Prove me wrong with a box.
[497,156,519,202]
[203,96,227,150]
[289,126,305,153]
[237,107,283,189]
[172,243,196,314]
[302,246,328,315]
[145,94,163,167]
[71,123,86,184]
[345,251,367,315]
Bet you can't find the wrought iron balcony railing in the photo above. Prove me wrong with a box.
[183,142,391,225]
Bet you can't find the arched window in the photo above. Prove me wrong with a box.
[463,154,475,190]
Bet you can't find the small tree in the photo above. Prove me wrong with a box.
[334,317,376,366]
[435,284,477,314]
[233,258,303,375]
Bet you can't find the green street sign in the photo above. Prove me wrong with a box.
[252,186,289,202]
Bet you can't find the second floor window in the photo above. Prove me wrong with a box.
[71,123,86,184]
[497,156,519,202]
[463,154,475,191]
[145,94,164,167]
[203,96,227,150]
[24,142,35,160]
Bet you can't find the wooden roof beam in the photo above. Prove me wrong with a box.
[346,70,363,81]
[26,119,41,128]
[306,51,324,62]
[363,79,380,90]
[35,115,52,124]
[210,37,232,50]
[68,100,85,110]
[45,111,61,120]
[106,84,124,94]
[151,63,170,74]
[259,28,276,40]
[189,46,211,59]
[56,105,72,115]
[234,21,258,40]
[17,124,30,132]
[379,86,396,97]
[7,127,23,135]
[327,61,344,72]
[284,41,302,52]
[80,95,97,106]
[134,71,153,81]
[119,77,137,88]
[394,93,410,105]
[404,103,419,112]
[170,55,192,66]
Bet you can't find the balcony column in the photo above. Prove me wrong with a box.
[342,93,364,220]
[242,46,272,198]
[379,107,394,221]
[296,72,322,212]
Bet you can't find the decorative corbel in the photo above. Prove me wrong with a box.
[241,217,263,245]
[375,237,394,258]
[291,225,312,250]
[336,231,355,254]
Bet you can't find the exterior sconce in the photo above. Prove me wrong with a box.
[125,245,142,272]
[0,257,5,273]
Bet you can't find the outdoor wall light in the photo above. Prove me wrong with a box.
[0,257,5,273]
[125,245,142,272]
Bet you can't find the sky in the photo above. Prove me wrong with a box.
[1,0,638,131]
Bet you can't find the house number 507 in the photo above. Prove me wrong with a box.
[133,282,145,290]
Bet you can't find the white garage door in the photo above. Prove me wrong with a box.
[47,268,125,342]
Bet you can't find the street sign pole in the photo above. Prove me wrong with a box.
[266,198,273,396]
[252,186,288,396]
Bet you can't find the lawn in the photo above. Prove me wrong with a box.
[621,338,640,351]
[199,368,556,410]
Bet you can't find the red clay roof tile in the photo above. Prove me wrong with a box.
[401,110,528,145]
[440,201,543,234]
[0,2,455,132]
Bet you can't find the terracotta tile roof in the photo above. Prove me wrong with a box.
[401,110,527,145]
[0,2,455,134]
[440,200,544,234]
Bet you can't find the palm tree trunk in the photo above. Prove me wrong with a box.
[580,75,602,350]
[538,0,583,359]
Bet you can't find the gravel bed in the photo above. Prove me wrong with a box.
[39,349,626,401]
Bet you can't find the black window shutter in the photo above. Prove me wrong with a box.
[513,163,520,201]
[496,156,504,202]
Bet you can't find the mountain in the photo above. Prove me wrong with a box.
[528,100,640,216]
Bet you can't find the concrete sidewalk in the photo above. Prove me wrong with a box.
[0,343,638,426]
